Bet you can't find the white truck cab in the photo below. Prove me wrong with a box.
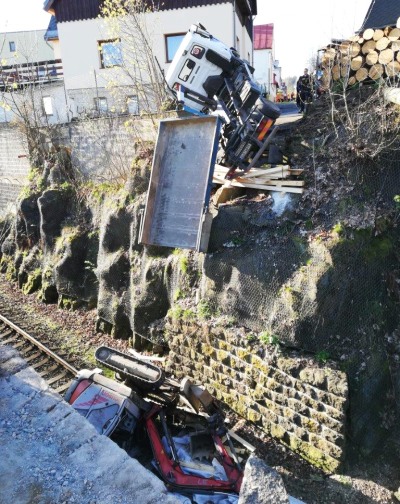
[166,24,238,113]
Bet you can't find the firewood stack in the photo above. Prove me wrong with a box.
[321,16,400,87]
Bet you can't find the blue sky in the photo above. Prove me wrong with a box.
[1,0,373,77]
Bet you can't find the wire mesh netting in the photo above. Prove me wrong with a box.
[187,151,400,450]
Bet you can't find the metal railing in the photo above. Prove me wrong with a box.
[0,58,63,90]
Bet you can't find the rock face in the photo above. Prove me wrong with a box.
[38,189,69,249]
[238,455,289,504]
[0,131,399,472]
[55,229,98,305]
[17,194,41,248]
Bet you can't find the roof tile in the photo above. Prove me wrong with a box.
[360,0,400,30]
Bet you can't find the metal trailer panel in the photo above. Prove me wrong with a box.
[140,116,220,251]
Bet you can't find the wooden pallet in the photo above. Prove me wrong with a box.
[212,164,305,194]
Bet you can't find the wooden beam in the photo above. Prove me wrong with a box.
[212,176,304,194]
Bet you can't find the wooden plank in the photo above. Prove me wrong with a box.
[212,176,304,194]
[214,167,291,180]
[242,169,290,180]
[215,170,291,181]
[242,179,305,187]
[55,381,73,394]
[227,430,256,452]
[213,185,244,205]
[214,164,291,177]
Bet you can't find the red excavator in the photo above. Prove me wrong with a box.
[64,346,244,502]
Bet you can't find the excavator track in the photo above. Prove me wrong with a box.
[0,313,77,394]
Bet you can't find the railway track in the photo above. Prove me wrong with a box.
[0,313,77,395]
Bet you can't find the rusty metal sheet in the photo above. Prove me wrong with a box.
[140,116,220,251]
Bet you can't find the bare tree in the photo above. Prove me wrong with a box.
[0,33,64,164]
[100,0,170,117]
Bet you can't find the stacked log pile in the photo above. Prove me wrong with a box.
[322,16,400,86]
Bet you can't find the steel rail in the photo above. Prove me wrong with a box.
[0,313,78,376]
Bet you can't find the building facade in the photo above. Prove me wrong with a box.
[43,0,257,119]
[253,23,279,101]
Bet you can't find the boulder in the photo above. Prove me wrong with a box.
[17,194,41,248]
[38,189,69,249]
[238,454,289,504]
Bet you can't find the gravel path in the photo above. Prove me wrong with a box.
[0,279,398,503]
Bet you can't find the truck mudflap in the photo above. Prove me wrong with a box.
[95,345,165,391]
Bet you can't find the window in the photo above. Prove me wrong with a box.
[94,97,108,114]
[127,95,139,115]
[9,41,16,52]
[43,97,53,116]
[165,33,185,63]
[98,39,123,68]
[38,66,46,79]
[178,59,196,82]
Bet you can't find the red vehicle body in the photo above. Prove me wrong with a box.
[65,347,244,502]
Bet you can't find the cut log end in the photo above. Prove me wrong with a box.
[361,39,376,54]
[376,37,390,51]
[363,28,375,41]
[350,55,364,71]
[368,63,384,80]
[366,51,379,65]
[348,76,357,86]
[386,60,400,77]
[356,67,369,81]
[373,29,384,41]
[388,27,400,41]
[378,48,394,65]
[349,42,361,58]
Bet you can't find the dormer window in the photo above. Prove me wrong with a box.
[9,41,16,52]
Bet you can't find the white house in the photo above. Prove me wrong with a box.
[0,30,54,66]
[0,28,66,124]
[43,0,257,119]
[253,23,279,101]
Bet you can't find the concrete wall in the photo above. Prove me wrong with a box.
[254,48,276,99]
[0,114,160,217]
[67,116,158,179]
[0,82,69,125]
[0,124,29,216]
[166,321,348,473]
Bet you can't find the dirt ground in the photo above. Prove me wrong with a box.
[0,278,398,504]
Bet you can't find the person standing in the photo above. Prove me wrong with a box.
[297,68,313,113]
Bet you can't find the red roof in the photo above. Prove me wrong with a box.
[254,24,274,50]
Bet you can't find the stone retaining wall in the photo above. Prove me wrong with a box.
[0,125,29,216]
[165,321,348,473]
[0,116,160,216]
